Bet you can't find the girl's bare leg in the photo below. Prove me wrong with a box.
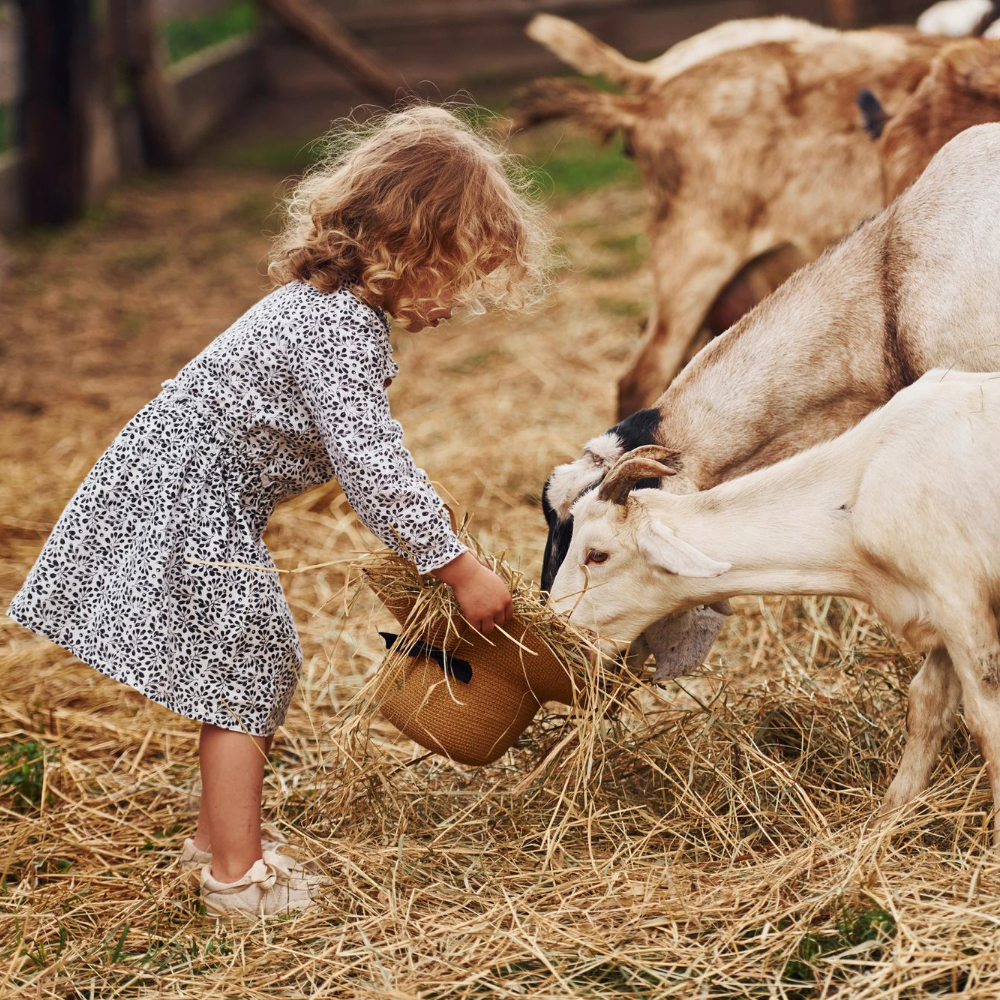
[195,724,271,881]
[192,730,273,853]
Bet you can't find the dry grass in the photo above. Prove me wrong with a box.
[4,120,1000,998]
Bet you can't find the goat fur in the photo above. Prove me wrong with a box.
[551,370,1000,845]
[515,15,948,416]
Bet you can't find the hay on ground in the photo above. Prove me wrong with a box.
[4,120,1000,999]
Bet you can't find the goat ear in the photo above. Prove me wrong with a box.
[526,14,651,86]
[638,522,730,578]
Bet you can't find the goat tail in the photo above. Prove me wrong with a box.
[526,14,652,86]
[508,77,632,137]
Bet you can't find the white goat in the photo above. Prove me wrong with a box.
[917,0,1000,37]
[550,371,1000,843]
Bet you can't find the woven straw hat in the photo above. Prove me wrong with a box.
[369,584,576,767]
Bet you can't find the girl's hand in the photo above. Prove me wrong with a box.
[430,551,514,633]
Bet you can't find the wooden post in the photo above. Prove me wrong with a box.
[108,0,185,168]
[87,5,123,201]
[17,0,93,225]
[827,0,859,28]
[260,0,400,105]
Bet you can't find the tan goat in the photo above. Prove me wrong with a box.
[514,15,947,418]
[858,37,1000,202]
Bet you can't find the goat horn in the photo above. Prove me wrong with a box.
[601,444,678,484]
[597,457,676,505]
[612,445,677,467]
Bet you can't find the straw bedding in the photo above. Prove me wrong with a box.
[4,131,1000,998]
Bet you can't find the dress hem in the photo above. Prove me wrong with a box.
[5,605,283,738]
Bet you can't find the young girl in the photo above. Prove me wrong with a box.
[6,105,550,917]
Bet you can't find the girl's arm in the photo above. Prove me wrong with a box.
[286,292,512,630]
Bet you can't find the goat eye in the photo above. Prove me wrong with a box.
[586,550,609,565]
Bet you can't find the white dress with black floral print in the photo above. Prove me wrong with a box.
[7,281,466,736]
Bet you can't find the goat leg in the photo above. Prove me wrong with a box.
[880,647,960,819]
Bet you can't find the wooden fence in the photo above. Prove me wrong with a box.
[262,0,934,97]
[0,1,264,230]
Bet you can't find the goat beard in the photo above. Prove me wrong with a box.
[627,606,727,682]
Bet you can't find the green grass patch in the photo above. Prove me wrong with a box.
[0,740,51,813]
[79,202,124,230]
[446,347,504,376]
[108,244,168,277]
[782,906,896,989]
[0,104,13,154]
[453,102,505,130]
[521,135,639,203]
[589,230,646,279]
[116,310,147,341]
[212,134,326,172]
[161,0,259,65]
[225,190,279,228]
[598,232,642,255]
[428,960,671,998]
[598,297,647,318]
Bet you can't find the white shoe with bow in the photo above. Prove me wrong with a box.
[199,849,326,917]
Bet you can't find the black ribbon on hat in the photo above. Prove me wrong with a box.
[379,631,473,684]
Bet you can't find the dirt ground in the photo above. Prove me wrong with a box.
[4,108,1000,998]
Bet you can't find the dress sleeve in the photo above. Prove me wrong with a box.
[285,291,467,574]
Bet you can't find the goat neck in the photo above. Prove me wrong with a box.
[646,432,870,605]
[654,227,893,495]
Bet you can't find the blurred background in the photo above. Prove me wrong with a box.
[0,0,930,231]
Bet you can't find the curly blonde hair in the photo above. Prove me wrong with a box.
[268,104,552,324]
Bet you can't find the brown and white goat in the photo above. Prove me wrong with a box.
[550,371,1000,844]
[858,37,1000,202]
[542,124,1000,674]
[515,15,947,417]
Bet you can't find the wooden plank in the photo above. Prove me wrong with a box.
[260,0,400,104]
[322,0,759,30]
[263,0,764,95]
[0,149,24,230]
[300,0,931,32]
[87,4,122,201]
[0,4,21,104]
[827,0,859,27]
[168,35,263,151]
